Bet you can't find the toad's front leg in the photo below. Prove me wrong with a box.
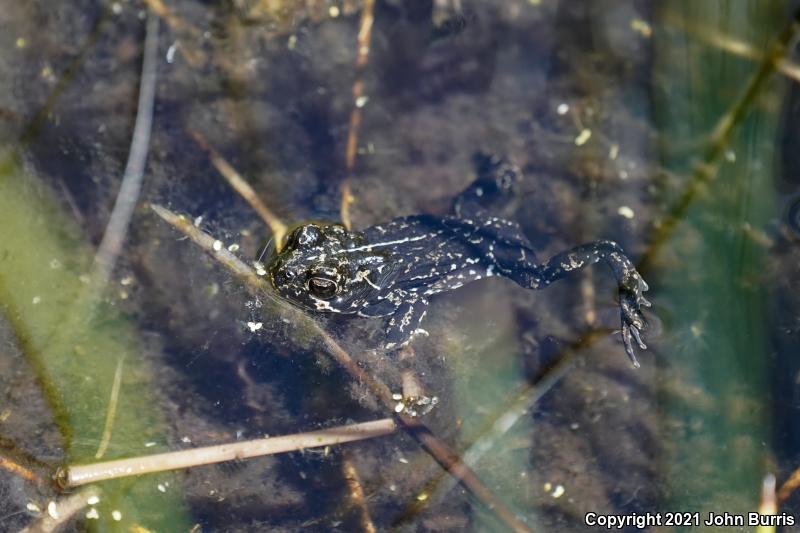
[383,290,430,350]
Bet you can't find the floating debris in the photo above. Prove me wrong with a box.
[617,206,635,219]
[574,128,592,146]
[630,18,652,38]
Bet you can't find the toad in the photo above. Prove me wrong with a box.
[269,155,651,366]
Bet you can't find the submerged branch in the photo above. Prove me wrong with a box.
[93,11,159,286]
[187,130,288,247]
[59,419,397,488]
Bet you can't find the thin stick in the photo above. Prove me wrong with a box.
[60,418,396,488]
[140,0,204,66]
[757,473,778,533]
[19,487,100,533]
[340,181,356,231]
[93,11,159,286]
[151,205,533,533]
[94,355,125,459]
[344,0,375,171]
[777,467,800,504]
[668,13,800,83]
[140,0,197,37]
[341,0,376,229]
[0,456,42,485]
[342,455,377,533]
[188,130,288,248]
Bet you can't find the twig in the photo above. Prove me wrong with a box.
[667,13,800,83]
[20,487,100,533]
[344,0,375,171]
[93,11,159,286]
[341,0,376,229]
[342,454,377,533]
[140,0,204,66]
[188,130,288,248]
[758,474,778,533]
[777,467,800,503]
[94,355,125,459]
[59,418,396,488]
[151,204,534,533]
[340,181,356,230]
[140,0,198,37]
[0,456,43,485]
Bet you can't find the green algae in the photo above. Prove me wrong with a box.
[0,155,191,531]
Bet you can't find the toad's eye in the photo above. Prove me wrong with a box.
[308,277,338,299]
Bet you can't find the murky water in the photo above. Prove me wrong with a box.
[1,1,799,531]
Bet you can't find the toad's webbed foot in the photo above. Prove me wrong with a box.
[618,269,651,367]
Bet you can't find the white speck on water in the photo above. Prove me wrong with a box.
[556,103,569,115]
[355,95,369,108]
[166,42,177,64]
[630,18,652,38]
[247,321,263,332]
[574,128,592,146]
[552,485,565,498]
[212,240,223,251]
[609,143,619,160]
[85,508,99,520]
[111,510,122,521]
[87,495,100,505]
[47,501,59,519]
[32,296,41,305]
[227,243,240,252]
[26,502,41,513]
[618,206,635,219]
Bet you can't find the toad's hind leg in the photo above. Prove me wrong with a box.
[453,153,523,220]
[498,240,651,366]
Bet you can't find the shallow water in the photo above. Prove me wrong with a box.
[0,1,799,531]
